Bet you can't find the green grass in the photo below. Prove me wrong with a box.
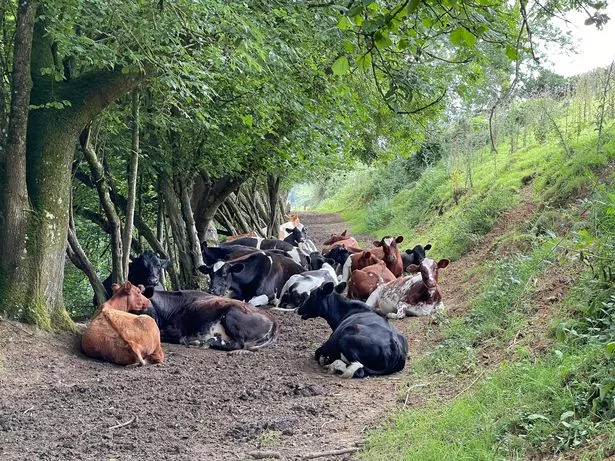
[313,119,615,459]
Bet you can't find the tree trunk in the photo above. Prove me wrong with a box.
[266,174,280,238]
[0,9,144,328]
[122,89,140,276]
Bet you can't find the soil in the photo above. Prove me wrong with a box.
[0,204,559,461]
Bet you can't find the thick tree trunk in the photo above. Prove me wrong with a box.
[177,177,203,270]
[0,9,144,328]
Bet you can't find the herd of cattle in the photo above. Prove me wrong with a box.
[82,215,449,379]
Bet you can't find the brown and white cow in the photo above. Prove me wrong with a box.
[366,258,450,318]
[347,259,396,301]
[82,282,164,366]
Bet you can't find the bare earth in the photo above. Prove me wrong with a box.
[0,208,537,461]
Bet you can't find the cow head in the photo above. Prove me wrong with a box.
[284,226,308,246]
[106,282,154,312]
[129,250,169,287]
[297,281,346,320]
[402,244,432,269]
[323,246,351,266]
[357,250,380,268]
[405,258,449,287]
[199,261,244,297]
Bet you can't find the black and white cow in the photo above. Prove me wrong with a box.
[137,290,279,352]
[97,250,169,303]
[220,237,306,267]
[401,244,432,272]
[297,282,408,378]
[199,251,306,306]
[276,260,338,310]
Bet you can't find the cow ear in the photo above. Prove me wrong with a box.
[123,281,133,292]
[160,259,169,269]
[406,264,420,273]
[321,281,335,296]
[405,249,413,254]
[129,255,135,262]
[424,244,432,251]
[364,251,372,258]
[111,283,121,293]
[285,228,294,233]
[230,263,244,274]
[141,286,155,299]
[342,230,347,236]
[325,258,336,266]
[395,236,404,243]
[334,282,346,294]
[372,240,382,247]
[198,264,212,275]
[437,259,450,269]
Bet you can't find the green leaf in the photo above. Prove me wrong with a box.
[398,37,409,50]
[338,15,353,31]
[240,114,253,128]
[332,56,350,76]
[407,0,421,14]
[449,27,476,47]
[374,31,392,49]
[560,411,575,421]
[357,53,372,71]
[606,342,615,354]
[527,413,550,421]
[505,44,518,60]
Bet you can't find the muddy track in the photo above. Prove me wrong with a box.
[0,206,541,460]
[0,213,409,461]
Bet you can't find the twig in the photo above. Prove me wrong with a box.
[320,419,335,430]
[23,406,34,414]
[108,415,137,430]
[303,447,359,459]
[402,382,430,408]
[247,451,281,459]
[449,370,487,402]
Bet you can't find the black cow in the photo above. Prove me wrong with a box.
[297,282,408,378]
[401,244,432,271]
[138,290,278,351]
[201,244,259,266]
[96,251,169,304]
[199,250,305,306]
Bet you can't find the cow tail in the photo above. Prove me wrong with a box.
[247,315,280,351]
[351,334,406,378]
[101,309,145,365]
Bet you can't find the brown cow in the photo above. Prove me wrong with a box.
[366,258,450,318]
[321,230,360,253]
[347,260,396,300]
[225,231,258,242]
[81,282,164,366]
[341,236,404,282]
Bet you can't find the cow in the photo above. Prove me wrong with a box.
[97,250,169,303]
[225,231,258,242]
[82,282,163,366]
[140,291,279,352]
[347,259,396,300]
[341,236,404,282]
[220,236,306,267]
[321,230,360,253]
[199,250,306,306]
[366,258,450,318]
[401,244,432,271]
[278,214,302,240]
[282,226,308,246]
[276,260,338,310]
[297,282,408,378]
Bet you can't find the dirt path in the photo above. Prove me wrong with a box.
[0,206,540,461]
[0,213,401,461]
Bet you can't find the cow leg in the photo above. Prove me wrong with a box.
[208,335,245,352]
[147,344,165,364]
[327,359,348,375]
[386,306,406,320]
[315,341,340,367]
[248,294,270,306]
